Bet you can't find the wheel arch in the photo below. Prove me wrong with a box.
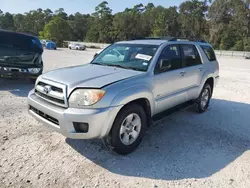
[110,85,155,117]
[205,77,214,96]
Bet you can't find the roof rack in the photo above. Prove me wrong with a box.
[169,37,208,43]
[131,36,207,43]
[131,36,173,40]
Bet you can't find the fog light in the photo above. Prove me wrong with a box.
[73,122,89,133]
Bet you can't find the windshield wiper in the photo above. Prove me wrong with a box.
[92,63,143,71]
[91,62,107,66]
[106,64,130,70]
[127,67,144,71]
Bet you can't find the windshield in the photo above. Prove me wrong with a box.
[91,44,158,72]
[0,33,43,65]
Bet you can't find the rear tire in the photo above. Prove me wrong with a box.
[103,104,147,155]
[196,83,212,113]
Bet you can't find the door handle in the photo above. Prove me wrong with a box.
[199,67,204,71]
[180,71,186,76]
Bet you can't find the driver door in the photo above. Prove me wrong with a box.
[153,44,188,114]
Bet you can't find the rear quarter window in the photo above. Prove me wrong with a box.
[201,45,216,61]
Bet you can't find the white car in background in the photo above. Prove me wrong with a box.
[69,43,86,50]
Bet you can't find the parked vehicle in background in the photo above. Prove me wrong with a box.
[69,43,86,50]
[0,29,44,83]
[27,37,219,154]
[246,54,250,59]
[45,41,57,50]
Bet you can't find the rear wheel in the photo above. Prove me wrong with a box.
[103,104,147,155]
[196,83,212,113]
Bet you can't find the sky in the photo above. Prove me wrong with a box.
[0,0,186,14]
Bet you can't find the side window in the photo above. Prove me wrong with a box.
[181,44,202,67]
[201,45,216,61]
[155,45,182,73]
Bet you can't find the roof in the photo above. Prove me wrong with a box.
[0,29,36,38]
[115,38,211,46]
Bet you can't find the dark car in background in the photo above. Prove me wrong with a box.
[0,30,44,83]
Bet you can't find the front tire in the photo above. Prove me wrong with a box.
[103,104,147,155]
[196,83,212,113]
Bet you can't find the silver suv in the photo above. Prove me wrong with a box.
[27,38,219,155]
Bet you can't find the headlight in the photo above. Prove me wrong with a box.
[69,89,105,107]
[28,68,41,74]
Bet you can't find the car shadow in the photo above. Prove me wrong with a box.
[0,78,34,97]
[66,98,250,180]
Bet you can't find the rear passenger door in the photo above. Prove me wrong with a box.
[180,44,204,100]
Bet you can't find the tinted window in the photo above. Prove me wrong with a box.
[201,45,216,61]
[181,44,202,67]
[155,45,182,73]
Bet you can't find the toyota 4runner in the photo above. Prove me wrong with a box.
[27,37,219,155]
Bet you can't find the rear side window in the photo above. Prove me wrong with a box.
[181,44,202,67]
[201,45,216,61]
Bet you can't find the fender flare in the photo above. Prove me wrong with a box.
[199,71,215,94]
[110,85,155,115]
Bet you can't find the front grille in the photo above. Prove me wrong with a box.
[51,86,63,93]
[30,106,59,125]
[35,80,67,107]
[35,90,65,104]
[38,82,63,93]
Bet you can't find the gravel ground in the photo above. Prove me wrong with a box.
[0,49,250,188]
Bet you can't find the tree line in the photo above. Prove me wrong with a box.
[0,0,250,50]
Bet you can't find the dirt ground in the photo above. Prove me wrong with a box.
[1,49,250,188]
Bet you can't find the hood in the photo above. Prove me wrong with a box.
[41,64,144,92]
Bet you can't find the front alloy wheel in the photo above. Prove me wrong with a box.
[103,104,147,155]
[119,113,142,146]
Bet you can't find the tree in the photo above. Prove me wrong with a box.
[0,1,249,49]
[13,14,25,32]
[208,0,249,49]
[0,12,15,31]
[179,0,209,39]
[40,17,71,46]
[152,6,180,37]
[55,8,68,20]
[86,1,113,43]
[113,11,141,41]
[68,13,90,41]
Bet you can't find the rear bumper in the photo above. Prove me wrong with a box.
[27,90,122,139]
[215,75,219,86]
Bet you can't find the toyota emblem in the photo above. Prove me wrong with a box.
[43,85,51,94]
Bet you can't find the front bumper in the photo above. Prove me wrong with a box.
[27,90,122,139]
[0,69,41,79]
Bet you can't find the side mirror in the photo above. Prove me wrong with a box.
[159,59,172,71]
